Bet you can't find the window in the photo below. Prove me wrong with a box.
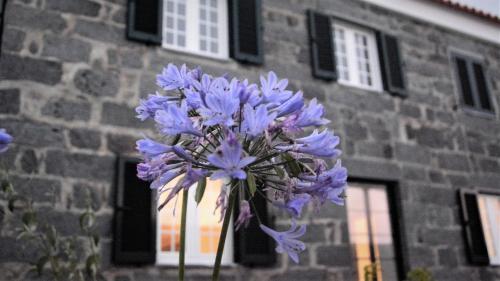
[156,177,233,265]
[333,22,383,91]
[452,53,494,114]
[162,0,229,59]
[346,183,399,281]
[477,193,500,265]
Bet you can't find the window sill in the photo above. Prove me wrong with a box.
[337,81,384,94]
[161,45,231,64]
[461,106,496,120]
[155,262,236,268]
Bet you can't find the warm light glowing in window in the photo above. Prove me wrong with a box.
[346,184,398,281]
[477,194,500,265]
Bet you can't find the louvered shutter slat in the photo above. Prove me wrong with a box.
[377,33,406,97]
[472,63,492,111]
[458,189,489,265]
[127,0,162,44]
[229,0,263,64]
[234,191,276,266]
[113,157,156,264]
[307,10,337,80]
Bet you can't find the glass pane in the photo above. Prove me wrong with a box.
[197,179,225,254]
[178,35,185,46]
[166,32,174,44]
[200,8,206,20]
[351,234,371,259]
[210,26,218,38]
[210,42,218,53]
[158,177,183,253]
[370,212,392,235]
[210,0,217,8]
[357,258,374,281]
[478,194,500,262]
[375,240,395,259]
[166,17,174,28]
[177,19,185,31]
[210,11,218,23]
[178,3,186,15]
[368,188,388,212]
[200,39,207,51]
[348,210,369,235]
[346,186,366,212]
[167,1,174,12]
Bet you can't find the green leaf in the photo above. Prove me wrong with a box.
[282,153,301,177]
[1,180,13,194]
[8,195,28,211]
[274,166,285,178]
[195,177,207,204]
[36,256,49,276]
[22,211,37,229]
[80,212,95,231]
[86,254,100,277]
[246,173,257,197]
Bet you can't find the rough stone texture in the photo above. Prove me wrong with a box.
[41,35,92,62]
[0,55,62,85]
[0,0,499,280]
[0,89,21,114]
[74,68,120,97]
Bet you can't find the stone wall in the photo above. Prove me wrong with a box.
[0,0,499,280]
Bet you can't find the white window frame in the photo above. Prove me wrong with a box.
[156,183,234,266]
[477,193,500,265]
[333,22,383,92]
[162,0,229,60]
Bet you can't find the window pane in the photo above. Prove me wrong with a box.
[478,194,500,264]
[334,27,349,81]
[354,33,373,86]
[158,177,183,253]
[163,0,187,48]
[197,179,225,254]
[352,234,371,259]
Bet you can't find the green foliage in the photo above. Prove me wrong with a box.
[407,268,434,281]
[363,262,379,281]
[1,173,103,281]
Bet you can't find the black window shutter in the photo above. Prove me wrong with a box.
[458,189,489,265]
[377,33,406,97]
[113,156,156,264]
[455,57,475,107]
[127,0,162,44]
[471,63,492,111]
[234,191,276,266]
[228,0,263,65]
[0,0,7,57]
[307,10,336,81]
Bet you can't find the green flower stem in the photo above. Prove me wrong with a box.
[211,186,237,281]
[179,189,189,281]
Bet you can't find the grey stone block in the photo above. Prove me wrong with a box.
[5,4,67,33]
[45,150,115,181]
[0,88,20,114]
[357,142,393,159]
[0,54,62,85]
[406,125,453,149]
[7,176,61,203]
[37,207,81,236]
[69,128,101,149]
[0,118,65,148]
[2,28,26,52]
[46,0,101,17]
[101,102,147,128]
[400,103,421,118]
[438,248,458,267]
[41,98,91,121]
[106,133,138,154]
[301,224,326,243]
[408,246,435,267]
[271,269,328,281]
[74,19,126,44]
[344,158,400,180]
[42,35,92,63]
[480,158,499,173]
[72,182,102,211]
[317,245,353,267]
[487,144,500,157]
[74,68,120,97]
[394,143,431,165]
[437,153,470,171]
[20,149,38,173]
[344,123,368,141]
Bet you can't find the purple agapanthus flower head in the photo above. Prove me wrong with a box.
[260,71,293,106]
[136,92,174,121]
[274,91,304,117]
[155,101,202,137]
[241,104,277,138]
[284,194,311,218]
[260,221,306,263]
[297,160,347,205]
[0,129,13,153]
[277,129,340,158]
[160,165,208,209]
[198,78,240,127]
[283,98,330,132]
[207,132,256,180]
[136,138,173,159]
[157,63,193,90]
[235,200,253,230]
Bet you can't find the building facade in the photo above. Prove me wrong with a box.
[0,0,499,280]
